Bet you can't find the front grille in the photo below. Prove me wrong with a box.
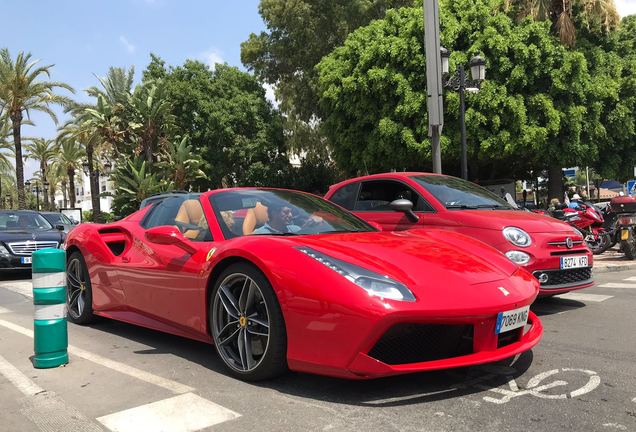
[533,267,592,288]
[547,240,584,247]
[368,324,473,365]
[7,241,59,256]
[498,328,521,348]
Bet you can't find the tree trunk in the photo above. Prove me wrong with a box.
[547,164,564,203]
[62,180,68,208]
[11,112,26,209]
[68,169,76,208]
[49,185,55,210]
[86,144,102,222]
[41,162,50,210]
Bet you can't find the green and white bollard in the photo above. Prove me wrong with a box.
[32,248,69,368]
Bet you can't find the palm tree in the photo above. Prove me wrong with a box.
[514,0,620,47]
[129,81,174,166]
[0,49,74,208]
[24,137,57,210]
[0,117,12,174]
[54,137,84,209]
[111,157,162,216]
[159,136,207,189]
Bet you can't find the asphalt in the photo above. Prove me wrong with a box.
[1,269,636,432]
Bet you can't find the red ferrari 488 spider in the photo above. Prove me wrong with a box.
[64,188,542,380]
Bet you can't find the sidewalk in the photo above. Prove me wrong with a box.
[593,247,636,274]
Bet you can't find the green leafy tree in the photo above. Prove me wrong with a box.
[241,0,413,122]
[316,0,627,200]
[158,136,207,190]
[111,157,163,216]
[0,49,74,208]
[54,137,85,208]
[24,138,57,209]
[142,58,291,188]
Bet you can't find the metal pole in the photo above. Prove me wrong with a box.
[459,65,467,180]
[585,166,590,199]
[0,179,2,209]
[424,0,444,173]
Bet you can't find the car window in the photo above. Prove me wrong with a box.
[142,196,212,242]
[329,182,359,210]
[411,175,513,210]
[0,212,53,231]
[354,180,433,212]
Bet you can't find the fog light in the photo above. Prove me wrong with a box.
[505,250,530,265]
[537,273,549,284]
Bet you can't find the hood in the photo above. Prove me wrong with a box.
[0,229,64,244]
[289,230,518,288]
[443,209,573,233]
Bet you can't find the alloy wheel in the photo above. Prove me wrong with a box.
[66,257,88,319]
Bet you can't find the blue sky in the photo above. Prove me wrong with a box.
[2,0,266,176]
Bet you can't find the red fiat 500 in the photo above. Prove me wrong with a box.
[325,172,593,296]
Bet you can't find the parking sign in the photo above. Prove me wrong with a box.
[627,180,636,196]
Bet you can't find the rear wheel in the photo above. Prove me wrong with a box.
[622,237,636,260]
[66,251,95,324]
[210,263,287,381]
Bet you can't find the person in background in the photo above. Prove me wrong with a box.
[568,193,583,210]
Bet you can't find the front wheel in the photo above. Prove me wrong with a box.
[589,232,612,255]
[210,263,287,381]
[66,251,95,324]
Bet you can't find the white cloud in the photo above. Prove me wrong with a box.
[119,35,136,54]
[616,0,636,17]
[263,83,278,107]
[200,48,224,70]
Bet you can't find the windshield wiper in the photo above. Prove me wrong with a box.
[475,204,508,209]
[446,204,478,209]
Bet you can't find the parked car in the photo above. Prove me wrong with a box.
[325,173,593,296]
[40,211,78,233]
[65,188,542,380]
[0,210,66,271]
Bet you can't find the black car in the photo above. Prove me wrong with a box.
[40,211,78,233]
[0,210,65,271]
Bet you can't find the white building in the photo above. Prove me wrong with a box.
[54,172,115,214]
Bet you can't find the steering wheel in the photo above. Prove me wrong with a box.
[174,221,203,233]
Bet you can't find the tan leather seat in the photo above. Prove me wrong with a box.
[175,199,206,239]
[242,202,269,235]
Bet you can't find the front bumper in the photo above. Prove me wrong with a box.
[0,254,32,271]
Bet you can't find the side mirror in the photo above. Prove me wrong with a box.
[145,226,197,255]
[390,199,419,222]
[72,220,80,225]
[55,224,65,231]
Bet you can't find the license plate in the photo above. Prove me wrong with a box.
[496,306,530,334]
[560,255,588,269]
[622,229,630,240]
[20,257,32,264]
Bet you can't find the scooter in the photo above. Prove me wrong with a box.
[610,196,636,259]
[551,202,612,255]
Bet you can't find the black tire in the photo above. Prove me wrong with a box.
[622,238,636,260]
[209,262,287,381]
[66,251,95,324]
[592,232,612,255]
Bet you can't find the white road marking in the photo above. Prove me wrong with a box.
[632,397,636,403]
[0,354,104,431]
[556,292,613,302]
[0,354,45,396]
[623,276,636,281]
[0,281,33,298]
[97,392,240,432]
[0,319,194,395]
[0,306,11,314]
[602,424,628,431]
[598,283,636,289]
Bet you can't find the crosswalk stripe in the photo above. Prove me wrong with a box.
[598,283,636,289]
[97,393,240,432]
[556,292,614,302]
[0,306,11,314]
[623,276,636,282]
[0,282,33,299]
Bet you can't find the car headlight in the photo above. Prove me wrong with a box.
[503,227,532,247]
[296,246,416,302]
[0,244,10,255]
[505,250,530,265]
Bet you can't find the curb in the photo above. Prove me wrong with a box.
[593,262,636,274]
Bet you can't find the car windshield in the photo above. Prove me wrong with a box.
[0,212,54,231]
[42,213,72,225]
[411,175,513,210]
[210,189,374,238]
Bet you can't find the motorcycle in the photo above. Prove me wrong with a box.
[610,196,636,260]
[550,202,612,255]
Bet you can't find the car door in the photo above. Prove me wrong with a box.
[117,195,213,333]
[347,180,435,231]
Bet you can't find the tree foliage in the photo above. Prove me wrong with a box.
[316,0,636,192]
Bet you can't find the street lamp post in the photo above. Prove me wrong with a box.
[25,180,40,211]
[440,48,487,180]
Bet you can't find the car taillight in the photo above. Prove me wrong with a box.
[618,216,636,226]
